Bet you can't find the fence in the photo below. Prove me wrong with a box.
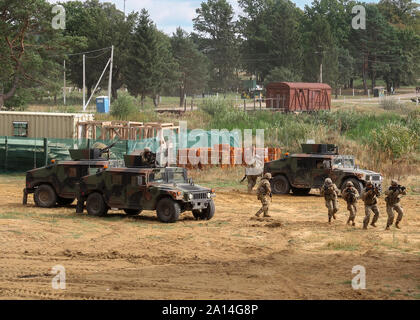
[0,133,281,173]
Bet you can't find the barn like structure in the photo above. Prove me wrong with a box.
[265,82,332,112]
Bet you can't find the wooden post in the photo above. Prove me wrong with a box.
[191,98,193,111]
[184,98,187,111]
[4,136,8,172]
[244,100,246,111]
[254,97,256,110]
[43,138,48,166]
[259,99,262,110]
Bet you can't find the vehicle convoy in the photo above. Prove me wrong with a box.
[264,144,382,195]
[23,142,121,207]
[75,154,216,223]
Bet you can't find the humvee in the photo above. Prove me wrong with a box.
[75,155,216,223]
[23,143,121,208]
[264,144,382,195]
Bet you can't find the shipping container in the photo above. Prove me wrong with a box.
[0,111,93,139]
[265,82,332,111]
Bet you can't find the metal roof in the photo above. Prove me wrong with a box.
[266,82,332,90]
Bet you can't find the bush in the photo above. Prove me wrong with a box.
[110,93,138,119]
[380,97,403,110]
[371,123,419,159]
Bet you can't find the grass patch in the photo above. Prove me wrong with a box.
[325,240,360,251]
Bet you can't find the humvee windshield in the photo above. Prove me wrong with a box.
[333,156,355,168]
[149,168,187,183]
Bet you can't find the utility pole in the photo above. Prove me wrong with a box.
[319,63,323,83]
[108,45,114,108]
[63,60,66,105]
[83,54,86,109]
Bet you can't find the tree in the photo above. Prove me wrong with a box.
[63,0,135,100]
[0,0,75,107]
[263,67,301,86]
[238,0,303,82]
[171,28,209,107]
[124,9,177,107]
[193,0,239,92]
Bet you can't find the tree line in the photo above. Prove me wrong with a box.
[0,0,419,108]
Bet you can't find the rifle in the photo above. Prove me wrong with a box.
[99,140,118,156]
[240,175,247,183]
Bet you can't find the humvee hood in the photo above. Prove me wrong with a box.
[150,183,211,193]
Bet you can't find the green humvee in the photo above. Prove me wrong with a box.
[264,144,382,195]
[75,155,216,223]
[23,144,122,208]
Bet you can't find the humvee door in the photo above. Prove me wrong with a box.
[312,158,331,187]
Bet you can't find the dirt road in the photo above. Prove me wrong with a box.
[0,175,419,300]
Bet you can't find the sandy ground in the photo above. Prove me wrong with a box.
[0,175,419,300]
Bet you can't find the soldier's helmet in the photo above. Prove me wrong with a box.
[92,142,107,150]
[325,178,333,185]
[346,181,354,187]
[144,147,151,153]
[391,180,398,186]
[263,173,272,180]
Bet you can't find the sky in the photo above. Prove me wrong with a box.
[53,0,380,35]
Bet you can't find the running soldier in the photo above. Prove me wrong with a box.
[385,180,407,230]
[342,181,359,226]
[255,173,272,218]
[320,178,340,224]
[361,181,381,230]
[243,153,264,193]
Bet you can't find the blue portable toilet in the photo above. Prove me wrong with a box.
[96,96,110,113]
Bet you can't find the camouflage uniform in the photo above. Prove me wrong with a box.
[342,181,359,226]
[255,173,272,217]
[245,154,263,193]
[385,180,406,230]
[140,147,154,165]
[320,178,340,223]
[361,182,381,229]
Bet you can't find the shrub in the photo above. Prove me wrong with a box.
[110,93,138,119]
[380,97,403,110]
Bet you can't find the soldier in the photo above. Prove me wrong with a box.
[243,153,264,193]
[341,181,359,226]
[255,173,272,218]
[361,181,381,230]
[320,178,340,224]
[384,180,407,230]
[140,147,155,166]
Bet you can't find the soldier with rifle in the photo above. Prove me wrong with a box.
[361,181,381,230]
[240,152,263,193]
[342,181,359,227]
[320,178,340,224]
[385,180,407,230]
[255,173,272,218]
[140,147,156,166]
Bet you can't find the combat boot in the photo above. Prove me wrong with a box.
[395,222,401,229]
[363,223,368,230]
[352,222,356,227]
[255,212,261,217]
[263,214,271,218]
[385,225,391,231]
[370,222,377,228]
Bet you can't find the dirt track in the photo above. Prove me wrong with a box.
[0,175,419,300]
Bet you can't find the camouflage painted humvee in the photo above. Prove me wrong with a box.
[75,155,216,223]
[23,145,122,208]
[264,144,382,195]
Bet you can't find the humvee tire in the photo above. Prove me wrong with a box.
[34,184,57,208]
[124,209,142,216]
[57,197,75,206]
[192,199,215,220]
[291,187,311,196]
[271,175,291,194]
[86,192,108,216]
[341,178,363,195]
[156,198,180,223]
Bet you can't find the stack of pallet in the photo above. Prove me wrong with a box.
[176,145,281,169]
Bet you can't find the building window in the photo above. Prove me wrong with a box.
[13,121,28,137]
